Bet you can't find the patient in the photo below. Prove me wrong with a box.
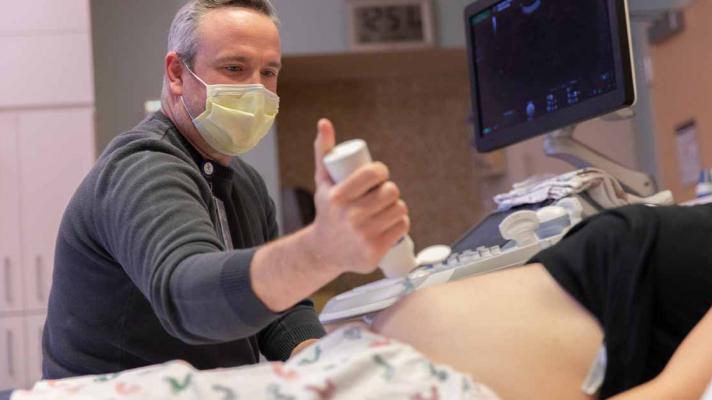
[373,203,712,399]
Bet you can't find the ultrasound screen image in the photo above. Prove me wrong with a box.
[471,0,617,136]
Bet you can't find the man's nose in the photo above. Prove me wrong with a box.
[248,70,264,85]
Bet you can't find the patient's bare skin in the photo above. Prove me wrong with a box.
[372,264,603,400]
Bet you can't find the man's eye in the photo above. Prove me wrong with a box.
[262,70,278,78]
[225,65,244,73]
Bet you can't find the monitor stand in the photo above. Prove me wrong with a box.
[543,124,657,197]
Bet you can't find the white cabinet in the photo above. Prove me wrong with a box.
[17,109,95,311]
[0,0,95,392]
[0,0,92,109]
[0,108,93,390]
[0,34,94,109]
[0,108,95,391]
[0,317,27,391]
[0,114,24,314]
[0,0,89,34]
[24,313,46,387]
[0,108,94,390]
[0,107,95,390]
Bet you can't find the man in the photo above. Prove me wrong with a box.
[43,0,409,378]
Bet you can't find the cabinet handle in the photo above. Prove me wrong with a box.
[3,257,11,305]
[36,255,45,303]
[38,326,44,371]
[6,330,14,378]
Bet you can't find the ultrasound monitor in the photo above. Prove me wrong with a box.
[465,0,636,153]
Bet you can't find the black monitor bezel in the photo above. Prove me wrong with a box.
[465,0,636,153]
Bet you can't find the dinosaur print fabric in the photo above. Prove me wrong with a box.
[12,324,498,400]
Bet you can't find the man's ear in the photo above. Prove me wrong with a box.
[165,52,184,97]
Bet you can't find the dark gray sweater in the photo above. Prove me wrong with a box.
[43,112,325,378]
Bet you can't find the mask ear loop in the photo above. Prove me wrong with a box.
[180,96,197,120]
[181,60,209,87]
[179,60,207,121]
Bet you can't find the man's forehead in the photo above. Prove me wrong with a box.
[196,7,280,46]
[192,8,281,67]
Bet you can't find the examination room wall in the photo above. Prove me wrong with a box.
[650,0,712,201]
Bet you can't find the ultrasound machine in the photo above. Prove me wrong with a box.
[319,0,683,324]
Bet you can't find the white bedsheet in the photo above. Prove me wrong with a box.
[12,324,499,400]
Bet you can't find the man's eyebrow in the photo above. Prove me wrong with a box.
[216,56,282,69]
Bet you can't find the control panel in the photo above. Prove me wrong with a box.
[319,202,580,324]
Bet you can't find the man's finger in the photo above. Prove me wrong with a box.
[333,163,390,202]
[378,216,411,248]
[350,181,400,218]
[359,200,408,238]
[314,118,336,186]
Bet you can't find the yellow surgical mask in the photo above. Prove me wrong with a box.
[181,63,279,156]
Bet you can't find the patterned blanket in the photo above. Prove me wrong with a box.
[12,324,498,399]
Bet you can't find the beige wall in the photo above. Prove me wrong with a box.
[649,0,712,201]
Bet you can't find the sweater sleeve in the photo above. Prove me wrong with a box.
[258,299,326,361]
[256,188,326,361]
[236,159,326,361]
[93,140,281,344]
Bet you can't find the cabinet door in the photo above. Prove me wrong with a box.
[0,317,27,391]
[0,0,89,34]
[23,313,46,388]
[0,34,94,109]
[0,113,24,313]
[17,108,95,311]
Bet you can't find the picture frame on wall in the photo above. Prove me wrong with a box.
[347,0,436,51]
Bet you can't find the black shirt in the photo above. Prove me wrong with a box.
[532,204,712,398]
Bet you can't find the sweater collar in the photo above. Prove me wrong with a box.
[153,111,234,181]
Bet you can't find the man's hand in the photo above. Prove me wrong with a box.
[251,119,410,312]
[290,338,320,358]
[305,119,410,275]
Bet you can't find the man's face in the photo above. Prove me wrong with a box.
[184,7,281,108]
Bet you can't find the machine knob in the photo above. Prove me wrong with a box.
[499,210,540,246]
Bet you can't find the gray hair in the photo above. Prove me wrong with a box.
[168,0,279,68]
[161,0,279,106]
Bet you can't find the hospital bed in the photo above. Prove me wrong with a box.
[0,325,494,400]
